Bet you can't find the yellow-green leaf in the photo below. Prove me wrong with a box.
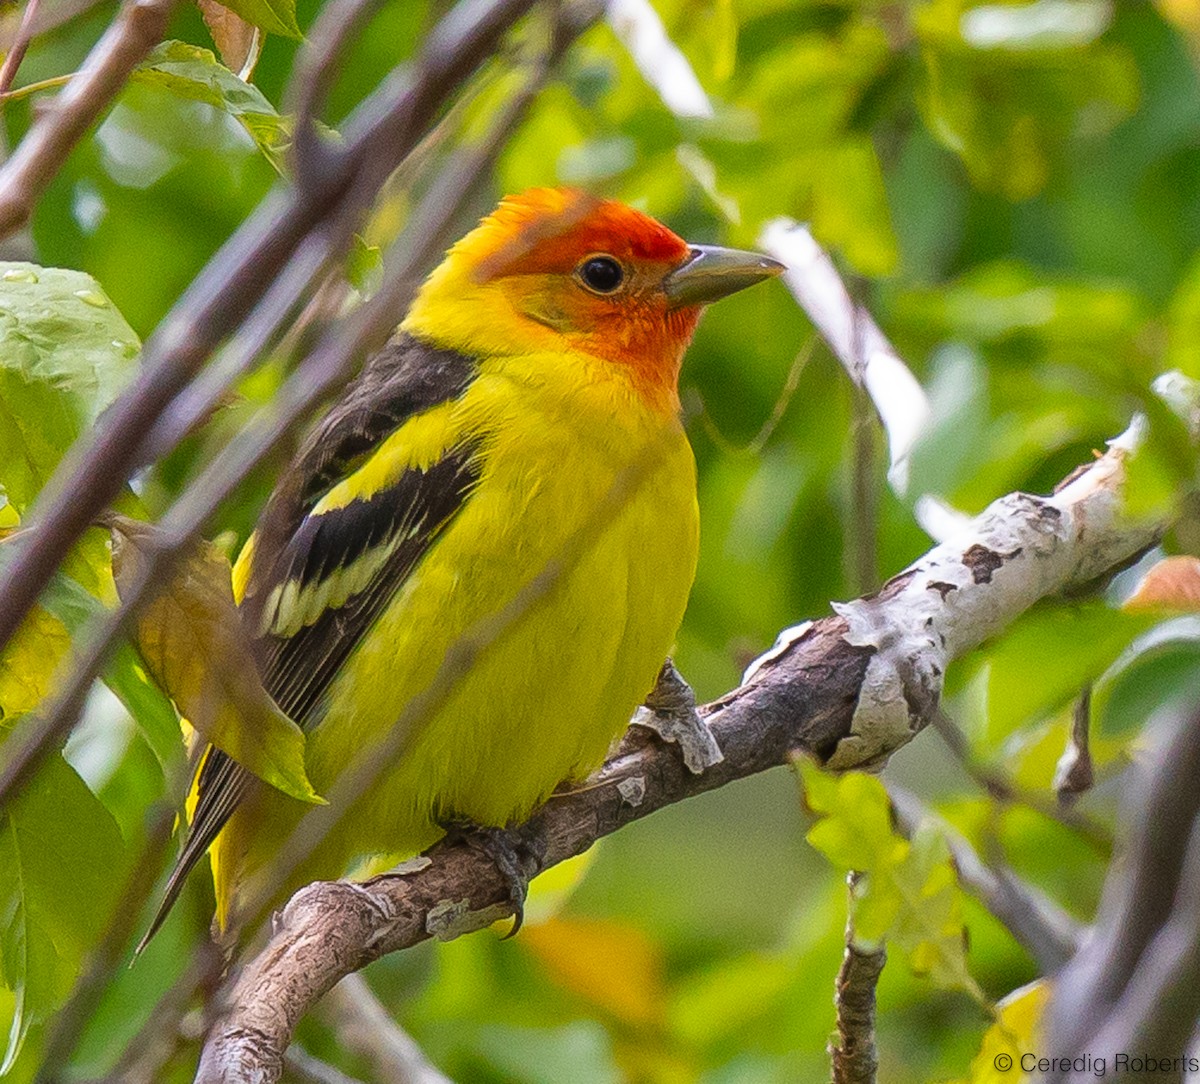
[800,760,983,1002]
[109,516,321,805]
[954,980,1049,1083]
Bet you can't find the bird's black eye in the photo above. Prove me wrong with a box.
[578,256,624,294]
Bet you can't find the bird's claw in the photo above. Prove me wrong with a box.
[440,819,536,937]
[632,658,724,774]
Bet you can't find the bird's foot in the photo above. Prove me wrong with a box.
[439,819,539,937]
[632,658,724,774]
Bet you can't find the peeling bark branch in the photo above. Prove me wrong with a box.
[195,440,1157,1082]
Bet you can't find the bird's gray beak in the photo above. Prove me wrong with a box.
[663,244,785,309]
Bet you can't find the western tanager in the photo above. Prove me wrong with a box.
[146,187,782,941]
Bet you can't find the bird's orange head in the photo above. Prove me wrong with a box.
[403,188,782,412]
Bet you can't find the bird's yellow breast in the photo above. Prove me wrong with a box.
[214,348,698,908]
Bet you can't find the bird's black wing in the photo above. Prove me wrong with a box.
[140,335,480,948]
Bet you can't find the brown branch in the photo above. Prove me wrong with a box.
[194,440,1156,1081]
[317,974,452,1084]
[0,0,180,233]
[889,784,1083,972]
[0,0,557,813]
[1044,705,1200,1081]
[0,0,542,687]
[830,902,886,1084]
[0,0,43,99]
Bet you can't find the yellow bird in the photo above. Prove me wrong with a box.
[146,187,781,940]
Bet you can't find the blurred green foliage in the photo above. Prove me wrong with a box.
[2,0,1200,1080]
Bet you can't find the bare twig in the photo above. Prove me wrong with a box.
[889,785,1083,972]
[194,440,1156,1079]
[0,0,549,812]
[1044,706,1200,1080]
[831,901,885,1084]
[0,0,541,679]
[928,709,1112,852]
[286,0,383,177]
[0,0,43,99]
[318,975,452,1084]
[1054,686,1094,804]
[0,0,181,233]
[697,335,815,457]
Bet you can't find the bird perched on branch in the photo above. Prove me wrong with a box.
[143,187,782,944]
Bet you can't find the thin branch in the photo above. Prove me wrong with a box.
[1044,705,1200,1079]
[0,0,181,233]
[0,73,73,104]
[194,439,1156,1080]
[317,974,452,1084]
[889,785,1082,972]
[0,0,553,812]
[928,708,1112,852]
[0,0,541,678]
[759,220,931,496]
[850,384,879,595]
[830,899,885,1084]
[285,0,384,177]
[0,0,43,99]
[1053,686,1094,804]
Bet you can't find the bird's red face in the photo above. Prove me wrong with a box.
[407,188,782,411]
[477,190,701,380]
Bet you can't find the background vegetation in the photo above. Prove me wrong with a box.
[2,0,1199,1079]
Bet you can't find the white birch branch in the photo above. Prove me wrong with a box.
[195,436,1158,1083]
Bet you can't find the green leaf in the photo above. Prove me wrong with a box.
[0,260,141,721]
[0,264,140,516]
[1095,617,1200,736]
[108,516,321,805]
[915,1,1138,200]
[799,761,984,1003]
[964,601,1157,743]
[346,235,383,299]
[132,42,293,172]
[0,755,125,1072]
[0,608,71,729]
